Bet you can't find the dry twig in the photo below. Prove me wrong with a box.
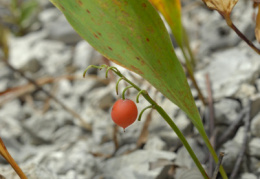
[217,108,249,148]
[230,104,251,179]
[3,60,92,131]
[212,152,225,179]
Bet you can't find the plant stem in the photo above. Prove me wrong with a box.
[182,27,196,67]
[212,152,225,179]
[155,105,209,179]
[114,70,209,179]
[203,135,228,179]
[0,138,27,179]
[225,16,260,55]
[181,47,206,106]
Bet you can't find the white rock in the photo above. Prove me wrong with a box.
[214,99,240,125]
[86,84,115,110]
[39,8,82,44]
[102,150,176,179]
[73,40,96,69]
[251,112,260,137]
[199,0,254,53]
[255,79,260,92]
[9,31,47,72]
[144,136,167,151]
[235,84,256,99]
[32,40,72,75]
[221,140,241,173]
[234,126,245,145]
[248,138,260,158]
[175,138,206,169]
[195,48,260,99]
[56,79,72,97]
[247,157,260,173]
[0,164,58,179]
[240,173,257,179]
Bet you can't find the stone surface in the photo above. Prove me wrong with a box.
[73,40,99,70]
[199,0,254,54]
[0,164,58,179]
[221,141,241,173]
[144,136,167,151]
[1,1,260,178]
[233,126,248,146]
[86,84,115,110]
[39,8,82,44]
[240,173,257,179]
[251,112,260,137]
[214,99,241,125]
[101,150,176,179]
[248,138,260,158]
[175,138,206,169]
[195,48,260,99]
[9,31,47,72]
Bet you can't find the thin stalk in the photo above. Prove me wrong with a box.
[0,138,27,179]
[181,47,206,106]
[212,152,225,179]
[225,16,260,55]
[113,70,209,179]
[155,105,209,179]
[203,136,228,179]
[182,27,196,67]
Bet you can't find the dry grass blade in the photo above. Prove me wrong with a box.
[136,108,153,148]
[3,61,94,131]
[212,152,225,179]
[0,76,75,106]
[255,4,260,43]
[0,138,27,179]
[113,125,119,151]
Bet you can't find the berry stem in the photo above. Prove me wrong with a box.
[84,65,211,179]
[136,90,147,103]
[138,105,153,121]
[110,66,210,179]
[122,86,134,99]
[116,77,124,95]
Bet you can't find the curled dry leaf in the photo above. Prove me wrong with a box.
[255,4,260,43]
[202,0,239,19]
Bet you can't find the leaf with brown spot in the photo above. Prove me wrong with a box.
[255,4,260,43]
[50,0,206,150]
[201,0,238,18]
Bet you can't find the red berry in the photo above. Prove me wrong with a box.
[111,99,138,129]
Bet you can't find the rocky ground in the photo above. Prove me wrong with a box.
[0,0,260,179]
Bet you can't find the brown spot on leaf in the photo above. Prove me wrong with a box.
[77,0,83,6]
[97,32,102,36]
[108,47,113,51]
[146,27,154,33]
[93,33,99,39]
[135,57,145,65]
[146,38,150,42]
[59,3,65,10]
[130,65,143,75]
[142,3,147,8]
[86,9,91,14]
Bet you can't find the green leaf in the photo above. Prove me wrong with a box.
[50,0,204,133]
[149,0,183,47]
[20,0,38,27]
